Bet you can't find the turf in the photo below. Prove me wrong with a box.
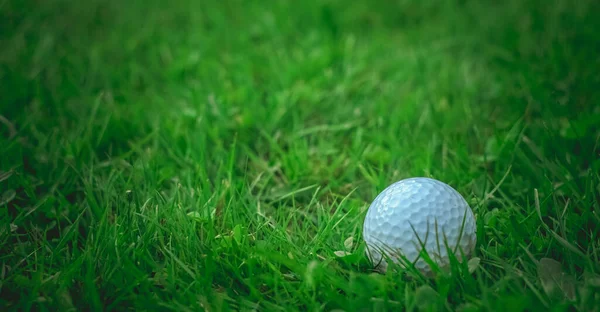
[1,0,600,310]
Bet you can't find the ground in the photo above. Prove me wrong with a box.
[1,0,599,310]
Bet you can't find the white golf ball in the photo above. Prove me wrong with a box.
[363,177,476,274]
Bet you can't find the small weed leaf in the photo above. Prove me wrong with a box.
[537,258,576,301]
[187,211,208,223]
[467,257,480,274]
[232,224,243,245]
[483,209,501,227]
[414,285,439,310]
[0,189,16,206]
[364,145,391,164]
[334,250,351,257]
[344,236,354,250]
[152,269,169,286]
[475,136,500,163]
[333,248,364,265]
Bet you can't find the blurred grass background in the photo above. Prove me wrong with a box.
[1,0,599,310]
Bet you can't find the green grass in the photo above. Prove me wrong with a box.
[1,0,600,310]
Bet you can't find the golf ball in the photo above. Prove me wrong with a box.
[363,177,476,274]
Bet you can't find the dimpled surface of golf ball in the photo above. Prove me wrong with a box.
[363,177,476,274]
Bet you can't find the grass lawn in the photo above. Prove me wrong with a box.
[1,0,600,310]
